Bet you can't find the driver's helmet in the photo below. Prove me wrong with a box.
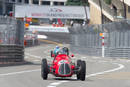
[54,46,60,55]
[56,46,60,49]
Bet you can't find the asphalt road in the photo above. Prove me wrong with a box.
[0,32,130,87]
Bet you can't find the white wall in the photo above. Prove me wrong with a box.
[121,0,130,6]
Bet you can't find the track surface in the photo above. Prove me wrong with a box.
[0,32,130,87]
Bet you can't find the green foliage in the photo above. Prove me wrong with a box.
[104,0,111,5]
[66,0,89,6]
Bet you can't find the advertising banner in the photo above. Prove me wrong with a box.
[15,5,90,19]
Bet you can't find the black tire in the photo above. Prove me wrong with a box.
[51,51,53,57]
[77,60,81,80]
[80,61,86,81]
[41,59,48,80]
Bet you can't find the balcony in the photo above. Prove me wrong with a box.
[89,0,125,21]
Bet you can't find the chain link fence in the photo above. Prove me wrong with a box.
[70,20,130,58]
[0,16,24,63]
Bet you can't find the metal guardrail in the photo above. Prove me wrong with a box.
[70,21,130,58]
[0,45,24,63]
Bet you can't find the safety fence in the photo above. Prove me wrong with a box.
[0,45,24,63]
[0,16,24,64]
[70,20,130,58]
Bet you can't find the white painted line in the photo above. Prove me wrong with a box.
[47,86,56,87]
[0,69,40,77]
[50,82,61,85]
[86,63,124,78]
[82,57,86,59]
[33,60,41,62]
[25,53,42,59]
[48,81,69,87]
[98,61,107,63]
[92,57,100,59]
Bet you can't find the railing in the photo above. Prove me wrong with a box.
[70,20,130,58]
[90,0,120,20]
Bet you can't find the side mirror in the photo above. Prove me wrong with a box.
[71,54,74,57]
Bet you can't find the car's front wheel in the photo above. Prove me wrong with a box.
[41,59,48,80]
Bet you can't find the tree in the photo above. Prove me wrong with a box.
[104,0,111,5]
[66,0,89,6]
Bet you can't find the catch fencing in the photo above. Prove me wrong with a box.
[70,20,130,58]
[0,16,24,63]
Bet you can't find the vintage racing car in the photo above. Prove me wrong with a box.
[41,47,86,81]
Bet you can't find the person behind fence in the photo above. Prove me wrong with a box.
[54,46,60,56]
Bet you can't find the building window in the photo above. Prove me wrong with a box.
[41,1,50,5]
[18,0,22,3]
[11,0,15,2]
[128,6,130,13]
[25,0,29,3]
[54,2,64,5]
[60,2,64,5]
[33,0,39,4]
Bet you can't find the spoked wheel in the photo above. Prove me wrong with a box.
[41,59,48,80]
[76,60,86,81]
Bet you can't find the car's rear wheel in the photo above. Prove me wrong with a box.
[80,61,86,81]
[77,60,81,80]
[41,59,48,80]
[51,51,53,57]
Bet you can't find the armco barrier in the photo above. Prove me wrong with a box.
[0,16,24,64]
[0,45,24,63]
[70,21,130,58]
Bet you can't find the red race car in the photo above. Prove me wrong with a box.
[41,47,86,81]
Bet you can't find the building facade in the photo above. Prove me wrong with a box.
[88,0,130,24]
[121,0,130,19]
[0,0,67,15]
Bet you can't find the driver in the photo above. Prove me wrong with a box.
[54,46,60,56]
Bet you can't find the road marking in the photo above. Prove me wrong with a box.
[33,60,40,62]
[86,63,124,78]
[48,81,69,87]
[92,57,100,59]
[0,69,40,76]
[25,53,42,59]
[47,62,124,87]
